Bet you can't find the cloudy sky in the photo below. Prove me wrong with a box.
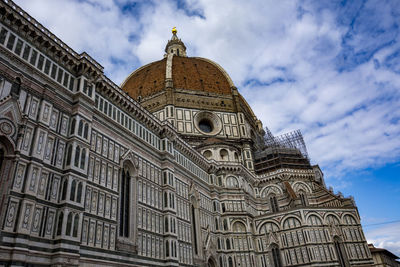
[15,0,400,255]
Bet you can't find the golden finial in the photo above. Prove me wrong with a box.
[172,27,177,35]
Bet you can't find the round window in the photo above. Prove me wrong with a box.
[194,111,222,135]
[198,119,213,133]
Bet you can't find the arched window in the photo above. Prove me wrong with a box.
[70,180,76,201]
[173,241,177,257]
[269,195,279,212]
[76,182,83,203]
[299,190,308,206]
[271,244,283,267]
[70,119,76,135]
[165,217,169,232]
[74,146,80,167]
[223,219,228,231]
[219,256,223,267]
[78,120,83,136]
[83,123,89,139]
[80,148,86,169]
[66,212,73,236]
[66,145,72,166]
[221,203,226,213]
[220,149,229,161]
[119,169,130,237]
[164,192,168,208]
[203,150,212,159]
[228,256,233,267]
[191,204,198,255]
[56,211,63,235]
[334,236,349,267]
[226,238,231,250]
[165,240,170,257]
[61,178,68,201]
[73,214,79,237]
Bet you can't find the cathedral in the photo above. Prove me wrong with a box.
[0,1,375,266]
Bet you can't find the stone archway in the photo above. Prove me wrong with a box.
[208,257,217,267]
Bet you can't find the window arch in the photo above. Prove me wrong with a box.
[259,222,279,234]
[343,214,357,225]
[232,221,246,233]
[226,176,239,188]
[307,215,323,226]
[326,214,340,225]
[283,217,301,230]
[261,185,282,198]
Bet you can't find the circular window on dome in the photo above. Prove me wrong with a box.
[194,111,222,136]
[199,119,213,133]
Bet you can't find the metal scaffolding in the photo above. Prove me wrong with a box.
[263,127,309,160]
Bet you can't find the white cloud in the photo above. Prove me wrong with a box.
[365,222,400,256]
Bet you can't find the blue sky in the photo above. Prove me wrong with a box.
[15,0,400,255]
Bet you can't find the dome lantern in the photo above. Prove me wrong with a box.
[165,27,187,57]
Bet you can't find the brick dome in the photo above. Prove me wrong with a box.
[121,56,234,100]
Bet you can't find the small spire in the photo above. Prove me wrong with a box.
[165,27,187,57]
